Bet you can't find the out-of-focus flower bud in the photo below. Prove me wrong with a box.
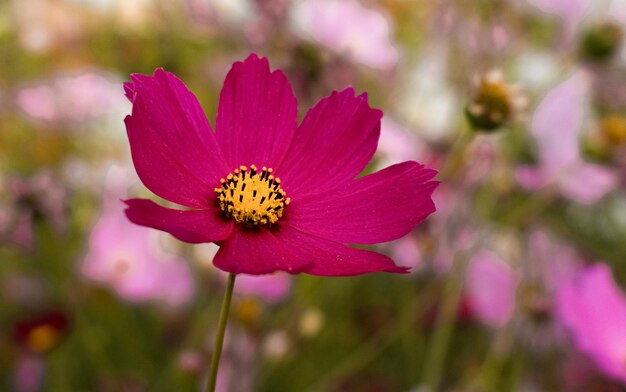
[586,114,626,162]
[599,114,626,146]
[580,21,624,62]
[465,70,526,132]
[12,311,70,354]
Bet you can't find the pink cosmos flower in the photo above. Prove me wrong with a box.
[516,72,619,204]
[465,251,518,328]
[17,72,126,125]
[0,171,67,249]
[123,54,437,276]
[83,196,193,306]
[230,272,291,303]
[556,263,626,384]
[291,0,399,70]
[12,354,44,392]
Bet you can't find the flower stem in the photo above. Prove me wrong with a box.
[421,254,467,392]
[206,272,236,392]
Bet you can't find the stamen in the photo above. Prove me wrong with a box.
[215,165,290,226]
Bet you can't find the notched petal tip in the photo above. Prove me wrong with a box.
[336,87,382,119]
[127,68,174,94]
[123,82,136,102]
[386,265,412,274]
[152,67,167,76]
[244,52,263,62]
[237,53,291,81]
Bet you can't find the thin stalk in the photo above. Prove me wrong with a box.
[420,254,467,392]
[206,273,236,392]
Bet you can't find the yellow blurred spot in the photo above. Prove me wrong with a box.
[27,325,59,352]
[600,115,626,146]
[299,308,324,338]
[233,297,263,327]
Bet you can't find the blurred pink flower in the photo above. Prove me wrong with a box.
[430,184,478,273]
[292,0,399,70]
[227,272,291,304]
[556,263,626,384]
[385,235,423,270]
[12,354,44,392]
[529,230,583,292]
[17,72,128,125]
[513,230,584,352]
[377,118,426,167]
[465,251,518,327]
[516,72,619,204]
[0,171,67,249]
[82,195,193,306]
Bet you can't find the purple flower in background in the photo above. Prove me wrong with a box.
[529,230,583,292]
[229,272,291,304]
[377,118,426,167]
[12,354,44,392]
[516,72,619,204]
[465,251,518,327]
[17,71,127,125]
[291,0,399,70]
[512,230,585,352]
[557,263,626,384]
[0,171,67,249]
[82,195,193,306]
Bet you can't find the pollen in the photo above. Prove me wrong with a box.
[215,165,291,226]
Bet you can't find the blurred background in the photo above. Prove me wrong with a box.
[2,0,626,391]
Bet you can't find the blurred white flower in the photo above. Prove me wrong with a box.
[514,51,562,93]
[397,47,458,140]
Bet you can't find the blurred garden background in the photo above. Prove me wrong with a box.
[2,0,626,391]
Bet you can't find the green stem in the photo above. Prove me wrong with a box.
[420,255,467,392]
[206,273,236,392]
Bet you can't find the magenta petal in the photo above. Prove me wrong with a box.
[285,161,438,244]
[277,88,382,197]
[213,226,408,276]
[124,199,233,244]
[278,227,409,276]
[125,69,230,208]
[215,54,297,169]
[213,228,311,275]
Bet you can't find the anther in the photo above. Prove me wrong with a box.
[215,165,290,226]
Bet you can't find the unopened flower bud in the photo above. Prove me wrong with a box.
[580,21,624,62]
[465,70,526,132]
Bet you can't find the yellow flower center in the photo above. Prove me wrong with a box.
[215,165,290,226]
[27,325,59,352]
